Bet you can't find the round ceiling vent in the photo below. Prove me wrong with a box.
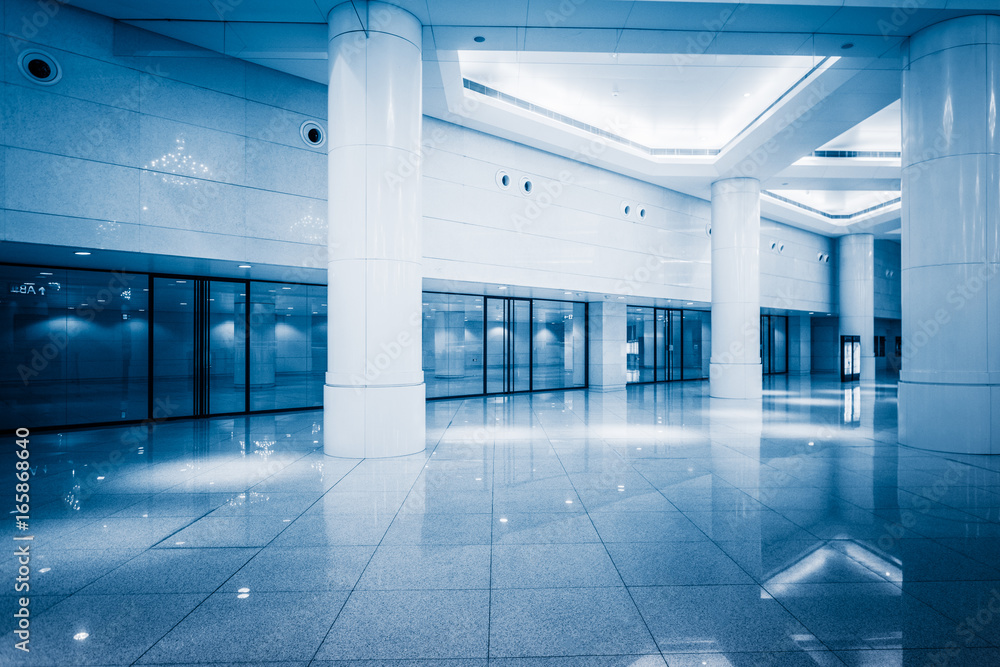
[300,120,326,148]
[18,50,61,86]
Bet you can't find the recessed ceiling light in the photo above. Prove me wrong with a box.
[841,42,854,49]
[39,272,52,275]
[238,264,251,269]
[74,251,91,256]
[743,93,751,98]
[473,35,485,43]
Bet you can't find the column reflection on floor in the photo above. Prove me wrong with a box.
[5,376,1000,664]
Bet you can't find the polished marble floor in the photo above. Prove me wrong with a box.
[3,375,1000,666]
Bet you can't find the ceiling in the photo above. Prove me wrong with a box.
[457,51,823,150]
[62,0,1000,239]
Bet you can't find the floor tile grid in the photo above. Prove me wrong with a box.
[122,456,365,665]
[531,401,695,664]
[303,404,480,663]
[615,396,1000,656]
[560,399,860,662]
[3,441,339,627]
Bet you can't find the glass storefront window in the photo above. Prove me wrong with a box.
[1,263,325,429]
[682,310,709,380]
[152,277,196,417]
[250,282,326,411]
[422,293,587,398]
[626,307,655,384]
[625,306,710,384]
[422,293,485,398]
[209,281,246,414]
[532,300,586,392]
[1,265,150,429]
[761,314,788,376]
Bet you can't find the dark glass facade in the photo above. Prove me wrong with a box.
[0,264,325,430]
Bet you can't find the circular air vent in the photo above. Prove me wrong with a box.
[300,120,326,148]
[18,50,61,86]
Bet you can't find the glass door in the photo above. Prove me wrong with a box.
[760,315,771,375]
[655,309,667,382]
[485,297,531,394]
[151,277,196,418]
[669,309,683,380]
[841,335,861,382]
[208,281,246,414]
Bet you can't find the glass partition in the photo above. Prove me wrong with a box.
[422,293,485,398]
[532,299,586,391]
[682,310,709,380]
[209,281,246,414]
[669,309,684,380]
[0,266,150,429]
[625,306,709,384]
[250,282,326,411]
[761,314,789,376]
[626,307,656,383]
[1,263,324,429]
[423,292,587,398]
[151,277,196,418]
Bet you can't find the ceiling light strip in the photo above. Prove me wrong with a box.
[811,150,901,159]
[722,56,838,152]
[462,78,719,156]
[762,190,901,220]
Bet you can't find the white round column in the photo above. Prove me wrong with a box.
[324,1,426,458]
[899,15,1000,455]
[709,178,762,399]
[838,234,875,383]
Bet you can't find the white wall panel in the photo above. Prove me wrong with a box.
[3,85,140,166]
[0,0,836,323]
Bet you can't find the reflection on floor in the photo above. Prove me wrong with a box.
[3,374,1000,665]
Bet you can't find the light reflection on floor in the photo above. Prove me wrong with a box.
[3,374,1000,665]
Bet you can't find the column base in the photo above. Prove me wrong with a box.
[710,362,763,399]
[899,380,998,454]
[323,383,426,458]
